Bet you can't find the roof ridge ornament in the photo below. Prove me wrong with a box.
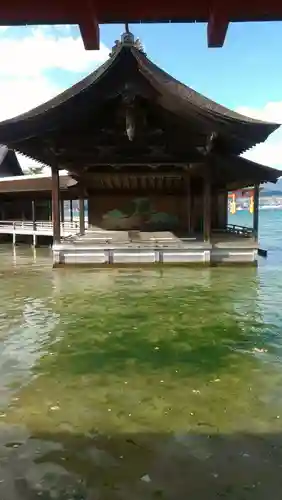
[109,23,146,57]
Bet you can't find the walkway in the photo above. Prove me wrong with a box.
[0,220,79,239]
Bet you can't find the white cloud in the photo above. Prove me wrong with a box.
[0,27,108,77]
[0,75,60,121]
[0,26,109,172]
[236,102,282,169]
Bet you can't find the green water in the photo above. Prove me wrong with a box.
[1,211,282,498]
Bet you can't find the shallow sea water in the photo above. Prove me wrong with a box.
[1,211,282,498]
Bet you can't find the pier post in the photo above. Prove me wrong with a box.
[31,200,36,232]
[253,184,259,242]
[203,168,211,242]
[79,198,85,235]
[70,199,73,223]
[60,199,64,224]
[33,233,37,247]
[48,199,52,221]
[12,232,16,245]
[51,164,61,244]
[186,174,192,235]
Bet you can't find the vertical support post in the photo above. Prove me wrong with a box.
[12,231,16,245]
[186,174,191,235]
[51,164,61,244]
[70,199,73,223]
[222,191,228,229]
[79,198,85,235]
[217,191,228,230]
[48,199,52,221]
[253,184,259,242]
[203,168,212,242]
[60,199,64,224]
[31,200,36,231]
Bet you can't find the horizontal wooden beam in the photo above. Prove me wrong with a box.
[73,171,187,180]
[86,188,187,196]
[67,163,206,174]
[1,0,282,25]
[63,160,197,168]
[1,0,282,50]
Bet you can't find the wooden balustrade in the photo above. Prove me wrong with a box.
[226,224,253,237]
[0,220,80,235]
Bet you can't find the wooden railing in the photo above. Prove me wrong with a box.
[226,224,253,237]
[0,220,79,235]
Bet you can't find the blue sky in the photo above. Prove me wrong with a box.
[0,21,281,169]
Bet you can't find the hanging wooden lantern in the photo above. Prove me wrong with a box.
[125,105,135,141]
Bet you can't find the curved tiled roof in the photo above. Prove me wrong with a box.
[0,43,278,152]
[133,49,272,125]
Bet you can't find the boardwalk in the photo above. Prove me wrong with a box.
[0,220,80,244]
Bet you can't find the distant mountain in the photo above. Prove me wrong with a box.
[261,178,282,196]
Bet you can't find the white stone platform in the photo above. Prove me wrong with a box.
[52,229,258,266]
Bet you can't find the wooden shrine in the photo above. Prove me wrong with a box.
[0,31,280,266]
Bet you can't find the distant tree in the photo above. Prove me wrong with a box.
[25,165,45,175]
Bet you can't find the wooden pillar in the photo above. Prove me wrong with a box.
[253,184,259,242]
[48,199,52,221]
[60,199,64,224]
[217,191,228,230]
[203,169,212,242]
[31,200,36,231]
[186,175,192,235]
[70,199,73,222]
[51,165,61,243]
[79,198,85,235]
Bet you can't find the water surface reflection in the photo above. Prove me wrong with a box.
[0,246,282,498]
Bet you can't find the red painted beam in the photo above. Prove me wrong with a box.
[77,0,100,49]
[1,0,282,25]
[1,0,282,49]
[79,18,100,50]
[207,8,229,47]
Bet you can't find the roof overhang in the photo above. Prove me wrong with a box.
[0,44,278,161]
[212,153,281,190]
[0,172,77,193]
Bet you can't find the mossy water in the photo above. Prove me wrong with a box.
[1,233,282,498]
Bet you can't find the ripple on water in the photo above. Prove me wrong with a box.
[0,237,282,497]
